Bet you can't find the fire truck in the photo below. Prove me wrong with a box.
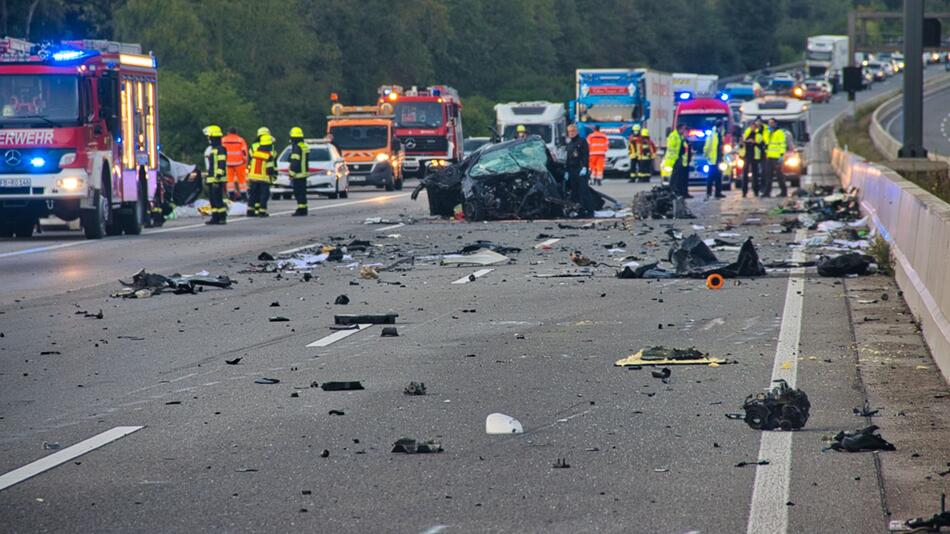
[0,38,159,239]
[378,85,463,178]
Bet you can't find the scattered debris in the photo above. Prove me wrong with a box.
[828,425,895,452]
[334,313,397,325]
[258,252,275,261]
[456,241,522,255]
[735,460,770,467]
[269,316,290,322]
[380,326,399,337]
[320,381,364,391]
[334,295,350,305]
[569,250,597,267]
[255,378,280,385]
[359,266,379,279]
[320,449,330,458]
[42,441,62,450]
[616,346,731,367]
[651,367,671,380]
[900,493,950,531]
[328,410,345,416]
[853,400,879,417]
[817,253,874,277]
[441,249,510,266]
[631,184,694,219]
[485,413,524,434]
[77,309,103,319]
[403,382,427,396]
[552,458,571,469]
[392,437,443,454]
[740,379,810,430]
[112,269,234,298]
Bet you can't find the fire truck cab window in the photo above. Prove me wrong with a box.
[0,74,79,124]
[394,102,444,128]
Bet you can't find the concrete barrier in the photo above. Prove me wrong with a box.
[829,142,950,382]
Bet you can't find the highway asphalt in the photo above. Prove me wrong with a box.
[883,65,950,156]
[0,73,947,533]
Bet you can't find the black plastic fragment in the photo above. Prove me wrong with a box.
[320,381,364,391]
[334,313,398,325]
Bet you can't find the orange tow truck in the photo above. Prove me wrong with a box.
[326,101,404,191]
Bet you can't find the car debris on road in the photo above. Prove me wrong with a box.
[392,438,443,454]
[112,269,234,298]
[739,379,810,430]
[615,346,731,367]
[827,425,896,452]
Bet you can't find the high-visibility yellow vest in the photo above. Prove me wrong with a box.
[765,128,787,159]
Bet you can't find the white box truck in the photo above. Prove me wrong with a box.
[495,101,567,161]
[806,35,849,93]
[672,73,719,97]
[639,68,674,150]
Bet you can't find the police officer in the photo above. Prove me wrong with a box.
[741,117,765,197]
[762,118,788,197]
[664,123,690,198]
[703,119,726,199]
[565,123,594,214]
[287,127,309,216]
[246,133,277,217]
[204,125,228,225]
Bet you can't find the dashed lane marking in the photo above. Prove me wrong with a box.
[745,229,807,534]
[306,324,373,348]
[451,268,494,285]
[0,426,144,492]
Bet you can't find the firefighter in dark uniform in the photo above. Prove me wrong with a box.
[565,123,595,215]
[287,127,309,216]
[204,125,228,225]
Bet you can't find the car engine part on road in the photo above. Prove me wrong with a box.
[631,185,694,219]
[827,425,896,452]
[740,379,811,431]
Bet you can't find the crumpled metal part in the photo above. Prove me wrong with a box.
[741,379,811,430]
[631,185,694,219]
[114,269,233,298]
[828,425,896,452]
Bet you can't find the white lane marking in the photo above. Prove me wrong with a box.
[451,268,493,285]
[534,238,560,249]
[746,229,806,534]
[279,242,323,255]
[376,222,405,232]
[306,324,373,347]
[0,193,411,259]
[0,426,144,492]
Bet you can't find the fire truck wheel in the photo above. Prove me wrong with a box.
[81,190,108,239]
[385,175,395,192]
[394,177,404,191]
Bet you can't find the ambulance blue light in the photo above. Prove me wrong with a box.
[51,50,86,62]
[702,164,710,173]
[677,91,692,101]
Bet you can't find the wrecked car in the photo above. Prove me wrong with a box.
[412,136,618,220]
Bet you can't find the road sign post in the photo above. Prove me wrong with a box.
[899,0,927,158]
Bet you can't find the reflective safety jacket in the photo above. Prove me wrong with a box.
[221,133,248,167]
[663,130,687,169]
[288,140,309,179]
[703,130,723,165]
[205,142,228,184]
[765,127,787,159]
[248,144,276,182]
[587,131,609,156]
[742,126,765,160]
[630,136,656,159]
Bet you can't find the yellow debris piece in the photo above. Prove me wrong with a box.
[780,361,793,369]
[614,348,731,367]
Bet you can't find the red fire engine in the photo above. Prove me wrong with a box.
[378,85,463,178]
[0,38,159,239]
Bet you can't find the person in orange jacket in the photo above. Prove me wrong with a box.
[221,127,248,201]
[586,126,609,186]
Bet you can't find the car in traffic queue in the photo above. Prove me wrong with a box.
[867,61,888,81]
[272,139,349,200]
[605,135,630,177]
[803,80,831,103]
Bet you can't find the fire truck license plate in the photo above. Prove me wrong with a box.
[0,178,30,188]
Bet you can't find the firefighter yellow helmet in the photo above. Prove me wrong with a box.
[641,128,650,137]
[516,124,526,133]
[632,124,642,133]
[259,134,275,145]
[289,126,304,138]
[257,126,271,137]
[204,125,223,137]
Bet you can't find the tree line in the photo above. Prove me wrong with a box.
[2,0,942,161]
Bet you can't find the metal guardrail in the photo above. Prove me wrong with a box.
[719,61,806,85]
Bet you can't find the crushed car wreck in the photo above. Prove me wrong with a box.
[411,137,619,220]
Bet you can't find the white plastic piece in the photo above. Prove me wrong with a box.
[486,413,524,434]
